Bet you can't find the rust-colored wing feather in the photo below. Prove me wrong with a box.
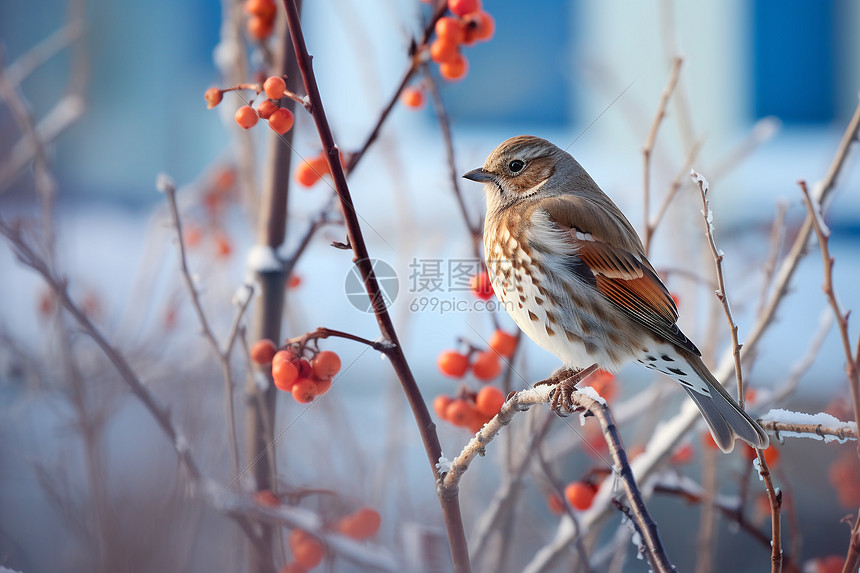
[538,196,699,355]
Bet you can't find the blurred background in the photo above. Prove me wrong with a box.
[2,0,860,572]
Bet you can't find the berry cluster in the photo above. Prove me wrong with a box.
[433,385,505,433]
[428,0,495,81]
[252,490,382,572]
[205,76,296,135]
[245,0,277,41]
[437,329,516,381]
[250,339,341,403]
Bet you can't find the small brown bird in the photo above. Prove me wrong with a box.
[463,135,768,453]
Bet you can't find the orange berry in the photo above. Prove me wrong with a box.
[437,350,469,378]
[296,358,312,378]
[745,445,780,468]
[547,493,564,515]
[247,15,274,40]
[670,443,695,465]
[587,370,617,402]
[830,451,860,508]
[744,387,757,404]
[314,377,332,396]
[475,385,505,417]
[184,225,202,248]
[472,350,502,381]
[215,234,233,258]
[250,338,278,365]
[670,292,680,307]
[488,330,517,357]
[463,10,495,44]
[235,105,258,129]
[263,76,286,99]
[701,430,720,450]
[272,351,300,391]
[564,482,596,511]
[335,507,381,540]
[268,107,295,135]
[245,0,276,19]
[433,395,453,419]
[429,37,461,64]
[435,16,465,45]
[445,399,476,427]
[254,489,280,507]
[291,378,318,403]
[439,53,469,81]
[204,87,222,108]
[401,86,425,109]
[448,0,481,17]
[287,274,302,288]
[311,350,341,379]
[294,155,329,188]
[257,99,278,119]
[289,529,324,569]
[470,270,494,300]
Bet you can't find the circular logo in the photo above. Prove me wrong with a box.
[345,258,399,313]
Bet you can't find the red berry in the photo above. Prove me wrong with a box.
[257,99,278,119]
[670,443,695,465]
[472,350,502,381]
[272,351,300,391]
[701,431,720,450]
[235,105,258,129]
[433,395,453,419]
[250,338,278,365]
[463,10,495,44]
[429,37,461,64]
[475,385,505,417]
[268,107,295,135]
[401,86,425,109]
[311,350,341,379]
[445,399,477,428]
[437,350,469,378]
[488,330,517,357]
[254,489,281,507]
[289,529,324,569]
[439,53,468,81]
[564,482,596,510]
[469,270,493,300]
[263,76,286,99]
[335,507,381,539]
[245,0,276,19]
[247,15,274,40]
[435,16,465,45]
[448,0,481,17]
[291,378,318,403]
[547,493,564,515]
[204,87,222,108]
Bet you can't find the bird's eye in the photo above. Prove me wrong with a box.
[508,159,525,173]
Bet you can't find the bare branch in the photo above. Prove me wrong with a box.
[691,171,746,407]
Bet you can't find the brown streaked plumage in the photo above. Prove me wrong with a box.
[463,135,768,453]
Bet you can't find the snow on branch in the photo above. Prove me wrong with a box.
[759,409,857,443]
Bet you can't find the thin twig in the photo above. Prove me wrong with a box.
[161,175,251,478]
[757,421,857,443]
[757,202,788,316]
[642,57,683,256]
[285,326,393,354]
[647,138,703,248]
[691,171,746,407]
[755,451,783,573]
[5,19,86,87]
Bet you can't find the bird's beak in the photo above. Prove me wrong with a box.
[462,168,496,183]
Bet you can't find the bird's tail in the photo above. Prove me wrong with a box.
[680,352,769,453]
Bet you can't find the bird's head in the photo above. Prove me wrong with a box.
[462,135,579,215]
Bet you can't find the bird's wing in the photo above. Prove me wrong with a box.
[537,195,699,355]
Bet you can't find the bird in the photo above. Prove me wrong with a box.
[462,135,768,453]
